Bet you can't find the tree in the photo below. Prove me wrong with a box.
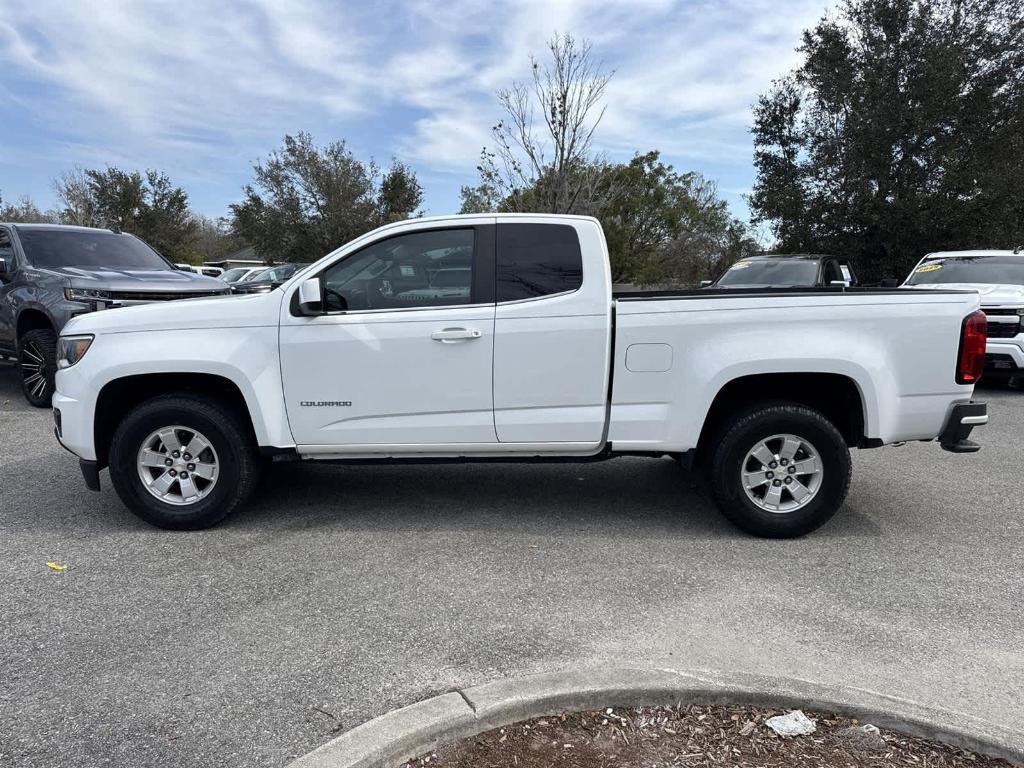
[461,34,759,286]
[51,167,198,260]
[230,133,423,263]
[190,215,247,263]
[53,168,102,227]
[461,33,616,216]
[602,152,760,284]
[0,193,57,223]
[751,0,1024,282]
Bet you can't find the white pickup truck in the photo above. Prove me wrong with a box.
[53,215,989,537]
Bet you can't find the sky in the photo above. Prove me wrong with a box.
[0,0,833,225]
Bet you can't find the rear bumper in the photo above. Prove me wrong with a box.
[938,401,987,453]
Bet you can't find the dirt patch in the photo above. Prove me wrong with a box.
[401,704,1013,767]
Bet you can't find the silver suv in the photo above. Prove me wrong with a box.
[0,223,228,406]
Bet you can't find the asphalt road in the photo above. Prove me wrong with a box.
[1,364,1022,767]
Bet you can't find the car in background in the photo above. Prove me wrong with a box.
[219,266,264,284]
[903,249,1024,380]
[175,263,224,278]
[0,223,228,406]
[230,263,302,294]
[705,254,857,289]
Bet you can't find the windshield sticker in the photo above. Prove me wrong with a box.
[916,263,943,273]
[399,265,416,277]
[730,262,752,269]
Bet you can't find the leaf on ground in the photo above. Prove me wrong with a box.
[46,561,67,571]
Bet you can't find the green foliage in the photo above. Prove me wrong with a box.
[230,132,422,263]
[751,0,1024,282]
[602,152,760,284]
[0,193,57,223]
[188,215,247,264]
[50,167,198,260]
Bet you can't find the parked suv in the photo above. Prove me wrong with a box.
[705,254,856,289]
[0,224,228,406]
[903,249,1024,380]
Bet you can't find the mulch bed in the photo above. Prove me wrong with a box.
[401,704,1014,767]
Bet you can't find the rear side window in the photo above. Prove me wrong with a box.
[497,223,582,302]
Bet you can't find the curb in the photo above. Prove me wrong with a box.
[286,667,1024,768]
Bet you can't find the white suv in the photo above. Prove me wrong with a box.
[904,249,1024,380]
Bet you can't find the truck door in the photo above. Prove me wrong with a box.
[492,219,612,445]
[279,223,498,448]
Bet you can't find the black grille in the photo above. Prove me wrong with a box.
[983,309,1022,339]
[112,290,227,302]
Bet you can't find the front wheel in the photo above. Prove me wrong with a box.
[108,395,258,529]
[709,403,852,538]
[19,328,57,407]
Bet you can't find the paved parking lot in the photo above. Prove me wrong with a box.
[1,363,1022,767]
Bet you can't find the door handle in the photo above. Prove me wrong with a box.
[431,327,482,343]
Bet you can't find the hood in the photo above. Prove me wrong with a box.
[62,290,282,336]
[43,265,225,292]
[905,282,1024,307]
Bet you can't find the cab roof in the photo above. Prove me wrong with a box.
[924,250,1022,259]
[1,222,124,234]
[747,253,837,261]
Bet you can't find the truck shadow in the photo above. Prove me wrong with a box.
[236,456,882,541]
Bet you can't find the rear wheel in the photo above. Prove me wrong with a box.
[709,403,851,538]
[108,395,258,529]
[18,328,57,407]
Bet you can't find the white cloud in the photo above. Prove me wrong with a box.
[0,0,833,214]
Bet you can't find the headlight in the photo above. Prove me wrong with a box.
[57,335,94,369]
[64,288,113,302]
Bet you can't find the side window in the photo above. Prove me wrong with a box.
[823,260,843,284]
[322,229,474,312]
[497,223,582,302]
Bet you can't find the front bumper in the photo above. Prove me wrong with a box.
[938,401,987,453]
[985,339,1024,374]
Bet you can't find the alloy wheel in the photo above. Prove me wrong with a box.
[137,426,220,506]
[740,433,823,513]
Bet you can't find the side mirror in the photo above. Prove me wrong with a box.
[879,278,899,288]
[699,280,713,288]
[297,277,323,316]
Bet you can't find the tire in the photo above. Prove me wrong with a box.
[18,328,57,408]
[108,394,258,530]
[709,402,852,538]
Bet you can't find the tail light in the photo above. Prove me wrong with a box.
[956,310,987,384]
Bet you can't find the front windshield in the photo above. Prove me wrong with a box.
[248,264,297,283]
[905,256,1024,286]
[18,228,171,270]
[716,259,819,287]
[220,267,251,282]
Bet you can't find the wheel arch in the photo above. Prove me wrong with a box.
[93,373,261,469]
[16,306,56,338]
[694,372,872,467]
